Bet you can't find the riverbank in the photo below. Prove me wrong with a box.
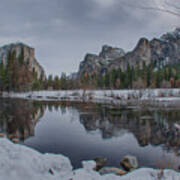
[0,138,179,180]
[2,89,180,108]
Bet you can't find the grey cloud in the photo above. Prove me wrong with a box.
[0,0,179,75]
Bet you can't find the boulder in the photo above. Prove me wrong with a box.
[93,157,107,171]
[99,167,126,176]
[120,155,138,171]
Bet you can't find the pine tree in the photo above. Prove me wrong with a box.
[60,73,67,90]
[18,48,24,65]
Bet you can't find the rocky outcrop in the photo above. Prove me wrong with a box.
[78,45,125,76]
[78,28,180,76]
[99,45,125,60]
[0,42,45,79]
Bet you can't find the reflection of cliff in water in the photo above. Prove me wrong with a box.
[36,101,180,155]
[78,105,180,155]
[0,99,180,155]
[0,98,45,141]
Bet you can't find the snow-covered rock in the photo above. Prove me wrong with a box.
[0,138,73,180]
[121,155,138,171]
[0,138,179,180]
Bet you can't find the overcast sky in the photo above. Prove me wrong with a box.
[0,0,179,76]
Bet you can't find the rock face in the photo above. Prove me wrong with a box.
[0,42,45,79]
[78,45,125,76]
[78,28,180,76]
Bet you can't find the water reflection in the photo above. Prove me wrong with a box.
[0,98,45,140]
[0,99,180,169]
[79,106,180,155]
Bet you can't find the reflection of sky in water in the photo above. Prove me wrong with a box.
[0,98,179,169]
[23,106,180,169]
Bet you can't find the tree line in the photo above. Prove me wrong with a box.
[80,61,180,90]
[1,49,180,91]
[0,49,38,91]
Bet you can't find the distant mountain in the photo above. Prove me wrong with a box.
[77,28,180,77]
[78,45,125,77]
[0,42,45,79]
[0,42,45,91]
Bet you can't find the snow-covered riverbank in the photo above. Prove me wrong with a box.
[2,89,180,107]
[0,138,179,180]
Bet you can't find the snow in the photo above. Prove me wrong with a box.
[0,138,73,180]
[3,89,180,107]
[1,90,180,179]
[0,138,179,180]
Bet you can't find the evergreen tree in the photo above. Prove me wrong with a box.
[47,74,53,89]
[18,48,24,65]
[60,73,67,90]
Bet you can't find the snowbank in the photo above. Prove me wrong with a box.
[2,89,180,107]
[0,138,179,180]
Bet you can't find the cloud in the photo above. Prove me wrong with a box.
[0,0,179,75]
[92,0,116,8]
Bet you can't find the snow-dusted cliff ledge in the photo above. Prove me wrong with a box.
[2,89,180,107]
[0,138,179,180]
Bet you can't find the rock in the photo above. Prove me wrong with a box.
[120,155,138,171]
[93,157,107,171]
[11,138,20,143]
[99,167,126,176]
[77,28,180,77]
[0,133,6,137]
[78,45,125,77]
[0,138,73,180]
[0,138,180,180]
[99,45,125,60]
[0,42,45,80]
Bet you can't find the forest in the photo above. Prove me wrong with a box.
[40,61,180,90]
[1,49,180,91]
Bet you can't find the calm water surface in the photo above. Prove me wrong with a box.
[0,98,180,169]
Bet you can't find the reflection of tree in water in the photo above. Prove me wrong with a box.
[78,105,180,155]
[0,99,180,156]
[45,102,180,155]
[0,100,81,142]
[0,98,45,141]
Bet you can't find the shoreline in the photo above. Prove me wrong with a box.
[2,89,180,108]
[1,90,180,179]
[0,137,179,180]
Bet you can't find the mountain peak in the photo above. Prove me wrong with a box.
[77,27,180,77]
[0,42,45,79]
[99,45,125,60]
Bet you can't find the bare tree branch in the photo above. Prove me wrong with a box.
[122,0,180,17]
[164,0,180,10]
